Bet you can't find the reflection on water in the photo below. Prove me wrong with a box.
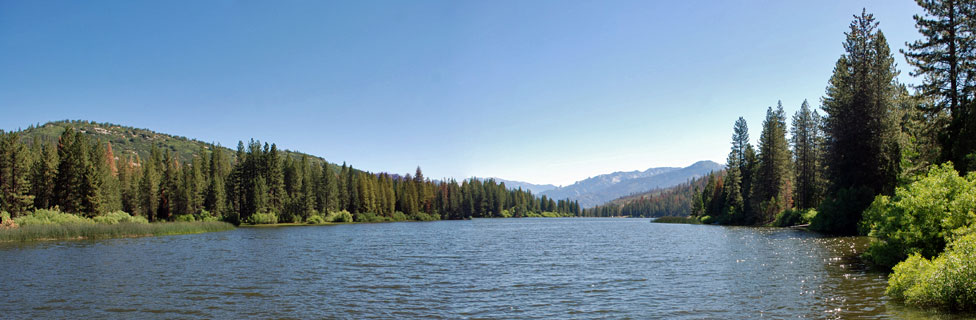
[0,218,965,319]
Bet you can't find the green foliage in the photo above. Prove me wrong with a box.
[391,211,409,221]
[0,221,234,242]
[93,211,149,224]
[887,232,976,310]
[772,208,816,227]
[173,214,196,222]
[791,100,825,209]
[324,210,353,223]
[753,102,793,223]
[246,211,278,225]
[306,214,326,224]
[903,0,976,174]
[859,163,976,268]
[699,215,714,224]
[811,186,875,235]
[14,209,94,226]
[820,10,902,235]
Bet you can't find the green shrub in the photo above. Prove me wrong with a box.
[246,212,278,224]
[772,208,816,227]
[306,215,326,224]
[391,211,409,222]
[324,210,353,223]
[887,232,976,310]
[860,163,976,268]
[409,212,438,221]
[540,211,562,218]
[93,211,149,224]
[14,209,93,226]
[173,214,196,222]
[355,212,380,223]
[699,215,714,224]
[198,210,220,222]
[812,186,875,235]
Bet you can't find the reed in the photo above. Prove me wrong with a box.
[0,221,234,242]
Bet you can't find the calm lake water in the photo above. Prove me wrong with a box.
[0,218,964,319]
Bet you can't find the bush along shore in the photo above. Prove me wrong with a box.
[0,209,234,242]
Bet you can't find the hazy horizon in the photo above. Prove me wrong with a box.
[0,0,923,186]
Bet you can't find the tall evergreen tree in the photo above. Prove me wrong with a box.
[752,102,793,223]
[266,143,285,214]
[817,10,902,234]
[791,100,825,209]
[319,164,339,213]
[903,0,976,172]
[204,144,226,217]
[724,117,752,223]
[29,141,57,210]
[0,132,35,216]
[140,146,161,221]
[93,140,121,213]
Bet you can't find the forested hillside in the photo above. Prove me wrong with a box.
[18,120,327,168]
[582,174,714,217]
[0,121,580,225]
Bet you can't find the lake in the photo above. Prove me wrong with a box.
[0,218,962,319]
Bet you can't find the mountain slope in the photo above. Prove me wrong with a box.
[541,161,724,208]
[19,120,330,167]
[483,178,557,194]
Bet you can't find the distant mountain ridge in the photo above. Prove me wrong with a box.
[539,161,724,208]
[477,178,557,195]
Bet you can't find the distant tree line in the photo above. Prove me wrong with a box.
[582,176,708,218]
[0,127,579,224]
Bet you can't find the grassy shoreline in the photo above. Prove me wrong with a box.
[0,221,235,242]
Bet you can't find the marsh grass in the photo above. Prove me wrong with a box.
[0,221,234,242]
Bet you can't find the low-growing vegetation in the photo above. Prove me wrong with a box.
[859,163,976,269]
[0,209,233,242]
[860,163,976,310]
[771,208,817,227]
[887,232,976,311]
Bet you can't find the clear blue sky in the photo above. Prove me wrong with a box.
[0,0,923,186]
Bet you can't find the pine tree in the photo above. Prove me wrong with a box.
[0,132,35,216]
[724,117,752,223]
[140,146,161,221]
[791,100,825,209]
[299,155,314,220]
[752,102,793,223]
[346,166,358,213]
[266,143,285,215]
[204,144,226,218]
[93,141,121,213]
[357,172,374,214]
[54,127,82,213]
[29,141,57,210]
[118,154,141,214]
[319,164,339,213]
[817,10,902,234]
[157,150,179,220]
[903,0,976,172]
